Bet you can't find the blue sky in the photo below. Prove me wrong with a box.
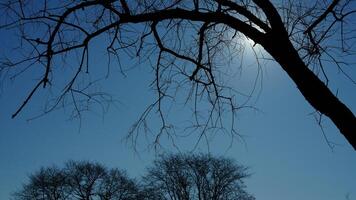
[1,43,355,200]
[1,2,356,200]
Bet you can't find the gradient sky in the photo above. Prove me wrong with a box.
[1,2,356,200]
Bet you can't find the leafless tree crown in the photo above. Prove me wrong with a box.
[1,0,355,149]
[144,154,254,200]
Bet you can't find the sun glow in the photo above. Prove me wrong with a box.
[244,36,257,48]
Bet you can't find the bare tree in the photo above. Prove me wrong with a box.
[65,161,107,200]
[13,157,254,200]
[98,169,139,200]
[0,0,355,149]
[13,166,69,200]
[137,187,165,200]
[143,154,254,200]
[13,161,139,200]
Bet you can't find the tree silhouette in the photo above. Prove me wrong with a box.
[13,161,139,200]
[143,154,254,200]
[13,166,69,200]
[0,0,355,149]
[13,156,254,200]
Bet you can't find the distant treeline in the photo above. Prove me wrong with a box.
[13,154,254,200]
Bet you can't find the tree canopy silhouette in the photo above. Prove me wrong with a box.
[0,0,355,149]
[12,155,254,200]
[13,161,139,200]
[143,154,254,200]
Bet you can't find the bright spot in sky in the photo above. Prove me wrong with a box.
[244,36,256,46]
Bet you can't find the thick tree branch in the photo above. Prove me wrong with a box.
[218,0,271,32]
[263,32,356,150]
[252,0,286,32]
[3,0,356,150]
[119,0,130,14]
[304,0,341,34]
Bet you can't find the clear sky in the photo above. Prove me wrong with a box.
[1,2,356,200]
